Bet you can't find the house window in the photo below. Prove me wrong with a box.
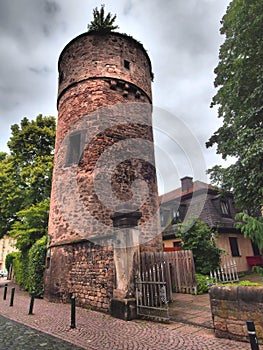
[124,60,130,70]
[229,237,240,257]
[66,132,82,165]
[252,242,260,256]
[220,200,230,216]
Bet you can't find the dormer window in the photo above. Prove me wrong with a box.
[220,199,230,217]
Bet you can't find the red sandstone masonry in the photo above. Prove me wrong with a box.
[45,31,162,310]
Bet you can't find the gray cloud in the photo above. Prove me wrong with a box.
[0,0,230,192]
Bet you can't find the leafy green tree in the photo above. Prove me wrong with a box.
[87,5,119,32]
[9,199,49,252]
[0,154,24,236]
[8,114,56,206]
[0,115,55,236]
[176,218,222,275]
[206,0,263,215]
[235,213,263,248]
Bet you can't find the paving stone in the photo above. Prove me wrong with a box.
[0,282,251,349]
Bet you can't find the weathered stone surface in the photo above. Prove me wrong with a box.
[210,285,263,344]
[44,30,162,310]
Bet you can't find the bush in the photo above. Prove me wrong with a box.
[27,235,47,297]
[12,252,29,289]
[195,274,212,294]
[5,252,17,273]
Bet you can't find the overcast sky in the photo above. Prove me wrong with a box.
[0,0,231,194]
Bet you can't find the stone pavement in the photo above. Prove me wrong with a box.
[169,292,214,329]
[0,281,251,350]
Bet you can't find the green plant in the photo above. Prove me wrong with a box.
[217,280,261,287]
[27,235,47,297]
[177,218,222,275]
[87,5,119,32]
[195,274,212,294]
[12,251,29,290]
[5,252,17,272]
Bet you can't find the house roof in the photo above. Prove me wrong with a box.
[159,180,215,204]
[159,178,237,234]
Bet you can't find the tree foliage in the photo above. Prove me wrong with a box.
[9,199,50,252]
[235,212,263,249]
[87,5,119,32]
[0,115,55,236]
[0,114,55,291]
[176,218,222,275]
[27,236,47,297]
[206,0,263,214]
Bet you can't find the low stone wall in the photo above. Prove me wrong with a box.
[209,285,263,343]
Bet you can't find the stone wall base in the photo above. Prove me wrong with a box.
[110,298,137,321]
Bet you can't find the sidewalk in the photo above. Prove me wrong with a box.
[0,281,251,350]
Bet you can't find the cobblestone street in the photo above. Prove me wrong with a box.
[0,282,251,350]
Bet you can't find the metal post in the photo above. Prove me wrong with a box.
[3,284,7,300]
[9,287,15,307]
[28,291,35,315]
[70,296,76,329]
[246,320,259,350]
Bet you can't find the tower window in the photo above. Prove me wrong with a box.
[124,60,130,70]
[66,132,82,165]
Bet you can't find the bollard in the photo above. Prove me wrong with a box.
[28,291,35,315]
[9,287,15,307]
[70,296,76,329]
[246,320,259,350]
[3,284,7,300]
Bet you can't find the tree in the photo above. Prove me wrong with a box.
[87,5,119,32]
[206,0,263,215]
[0,154,25,235]
[7,115,56,206]
[235,213,263,249]
[176,218,222,275]
[9,199,50,252]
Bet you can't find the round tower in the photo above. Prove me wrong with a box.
[44,31,162,308]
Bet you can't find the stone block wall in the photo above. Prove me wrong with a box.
[44,240,115,311]
[210,285,263,343]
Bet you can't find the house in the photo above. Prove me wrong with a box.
[0,235,18,271]
[159,176,260,272]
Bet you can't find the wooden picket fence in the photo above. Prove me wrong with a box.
[138,250,197,298]
[210,260,239,284]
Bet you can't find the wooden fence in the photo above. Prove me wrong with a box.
[138,250,197,298]
[210,260,239,284]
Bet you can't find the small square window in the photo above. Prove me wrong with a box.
[124,60,130,70]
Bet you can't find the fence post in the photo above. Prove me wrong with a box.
[70,296,76,329]
[246,320,259,350]
[28,291,35,315]
[3,284,8,300]
[9,287,15,307]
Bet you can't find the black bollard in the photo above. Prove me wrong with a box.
[3,284,7,300]
[70,296,76,329]
[9,287,15,307]
[28,291,35,315]
[246,320,259,350]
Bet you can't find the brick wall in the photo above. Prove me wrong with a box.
[45,241,115,311]
[210,285,263,344]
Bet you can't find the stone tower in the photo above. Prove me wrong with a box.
[44,30,162,311]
